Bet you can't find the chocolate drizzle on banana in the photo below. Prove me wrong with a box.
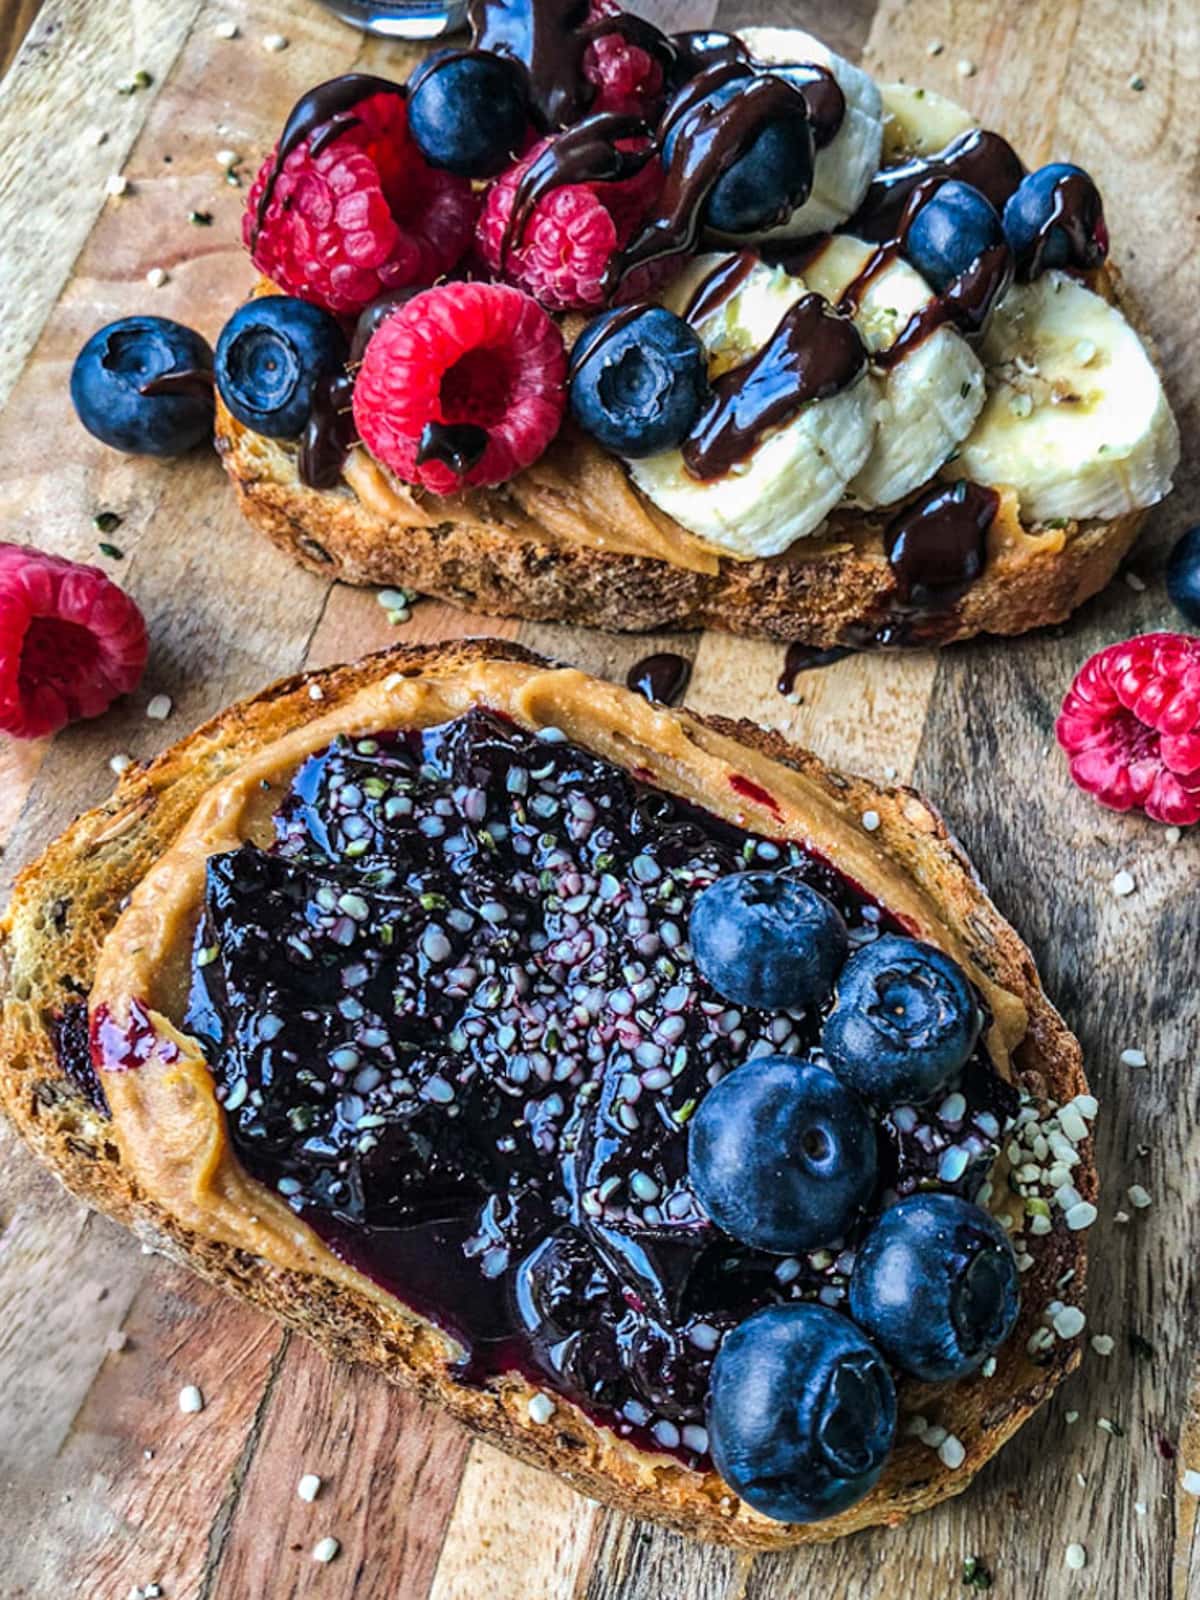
[682,294,866,480]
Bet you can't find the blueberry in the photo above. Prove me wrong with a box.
[215,297,348,440]
[821,934,981,1106]
[70,316,214,456]
[662,75,814,235]
[1166,525,1200,627]
[407,49,529,179]
[1002,162,1107,275]
[569,305,710,457]
[903,180,1005,294]
[688,1055,877,1253]
[848,1193,1020,1381]
[707,1303,896,1522]
[688,870,847,1010]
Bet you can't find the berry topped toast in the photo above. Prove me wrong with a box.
[0,640,1097,1546]
[201,6,1177,649]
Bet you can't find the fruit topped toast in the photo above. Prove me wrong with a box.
[180,4,1178,647]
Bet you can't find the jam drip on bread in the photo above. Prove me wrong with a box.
[182,709,1015,1465]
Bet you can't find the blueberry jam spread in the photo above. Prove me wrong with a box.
[183,708,1016,1466]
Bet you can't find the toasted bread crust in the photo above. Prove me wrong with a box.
[0,639,1092,1546]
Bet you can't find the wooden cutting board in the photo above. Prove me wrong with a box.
[0,1,1197,1595]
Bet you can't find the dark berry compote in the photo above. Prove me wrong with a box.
[185,708,1015,1462]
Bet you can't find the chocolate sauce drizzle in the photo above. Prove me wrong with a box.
[500,112,653,262]
[625,651,691,705]
[848,128,1025,245]
[299,372,358,491]
[777,643,854,692]
[416,421,489,477]
[1016,169,1108,281]
[682,249,757,324]
[884,479,1000,604]
[681,294,865,480]
[876,242,1013,368]
[468,0,676,129]
[620,64,813,279]
[252,74,407,245]
[139,367,215,401]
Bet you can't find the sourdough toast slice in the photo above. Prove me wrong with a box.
[0,639,1092,1547]
[217,391,1147,648]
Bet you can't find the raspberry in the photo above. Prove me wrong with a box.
[476,136,663,313]
[352,281,567,494]
[583,32,666,120]
[0,544,148,740]
[1055,632,1200,826]
[245,90,477,317]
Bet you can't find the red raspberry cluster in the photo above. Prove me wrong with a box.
[1056,632,1200,826]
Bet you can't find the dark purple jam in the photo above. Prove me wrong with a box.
[184,709,1015,1462]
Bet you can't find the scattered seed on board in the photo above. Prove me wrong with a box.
[178,1384,204,1414]
[298,1473,322,1502]
[312,1536,340,1564]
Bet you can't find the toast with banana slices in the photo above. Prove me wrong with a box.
[213,18,1178,648]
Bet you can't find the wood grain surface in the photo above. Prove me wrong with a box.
[0,1,1197,1596]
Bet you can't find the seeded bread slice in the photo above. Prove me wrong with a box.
[0,638,1092,1548]
[214,261,1152,648]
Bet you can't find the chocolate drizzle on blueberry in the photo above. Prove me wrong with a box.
[184,708,1018,1510]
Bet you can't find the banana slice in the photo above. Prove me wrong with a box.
[880,82,977,162]
[630,255,875,558]
[953,272,1180,524]
[800,234,986,508]
[738,26,884,236]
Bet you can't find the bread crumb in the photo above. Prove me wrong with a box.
[308,683,325,701]
[110,752,132,775]
[178,1384,204,1414]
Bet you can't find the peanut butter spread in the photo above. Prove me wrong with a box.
[90,661,1028,1346]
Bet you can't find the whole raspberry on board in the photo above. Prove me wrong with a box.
[476,135,664,312]
[352,281,567,495]
[0,544,148,740]
[245,89,477,317]
[1056,632,1200,826]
